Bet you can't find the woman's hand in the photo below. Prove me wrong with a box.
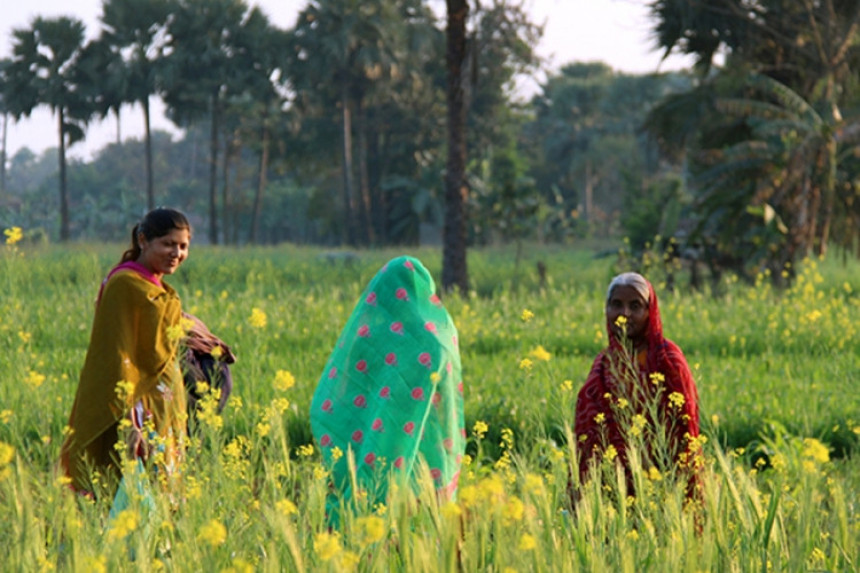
[126,410,151,460]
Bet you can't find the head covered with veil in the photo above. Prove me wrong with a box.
[310,256,465,520]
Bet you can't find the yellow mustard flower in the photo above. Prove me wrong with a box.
[255,422,271,438]
[647,467,662,481]
[529,345,552,361]
[313,466,329,481]
[503,496,525,523]
[107,509,139,541]
[271,397,290,413]
[337,551,360,572]
[518,533,537,551]
[604,444,618,462]
[115,380,135,401]
[249,308,268,329]
[25,370,46,389]
[276,499,298,516]
[500,427,515,449]
[273,370,295,391]
[441,501,462,519]
[668,392,685,409]
[521,309,535,322]
[4,226,23,246]
[594,412,606,425]
[221,557,254,573]
[0,442,16,467]
[524,473,544,496]
[314,531,341,562]
[519,358,534,370]
[630,414,647,436]
[82,556,107,573]
[198,519,228,547]
[473,420,489,439]
[357,515,386,545]
[802,438,830,464]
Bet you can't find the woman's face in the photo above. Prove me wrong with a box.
[606,285,650,344]
[137,228,190,278]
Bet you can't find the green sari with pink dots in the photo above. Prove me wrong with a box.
[310,256,465,517]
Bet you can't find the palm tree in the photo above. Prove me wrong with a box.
[99,0,174,211]
[162,0,250,244]
[232,7,289,244]
[0,59,10,196]
[3,17,92,241]
[290,0,404,246]
[74,38,128,147]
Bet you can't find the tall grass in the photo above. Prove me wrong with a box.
[0,242,858,570]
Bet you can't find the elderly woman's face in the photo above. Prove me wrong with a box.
[607,285,649,343]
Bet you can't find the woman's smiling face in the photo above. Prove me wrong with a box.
[606,285,650,345]
[137,228,190,278]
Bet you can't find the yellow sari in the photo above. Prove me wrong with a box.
[60,265,187,495]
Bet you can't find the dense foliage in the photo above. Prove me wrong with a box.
[0,0,690,258]
[646,0,860,283]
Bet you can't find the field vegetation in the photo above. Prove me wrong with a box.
[1,241,858,571]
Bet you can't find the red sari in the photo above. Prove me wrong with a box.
[574,278,700,493]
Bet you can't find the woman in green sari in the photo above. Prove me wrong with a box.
[310,256,465,518]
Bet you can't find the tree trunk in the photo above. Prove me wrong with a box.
[229,136,243,245]
[143,96,154,211]
[208,95,220,245]
[58,108,70,242]
[0,111,7,195]
[584,159,593,230]
[816,135,837,256]
[250,114,270,244]
[115,108,121,145]
[356,98,375,245]
[442,0,470,296]
[341,82,356,246]
[221,130,240,245]
[368,113,386,243]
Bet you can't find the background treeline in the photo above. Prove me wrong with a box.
[0,0,683,249]
[2,0,860,286]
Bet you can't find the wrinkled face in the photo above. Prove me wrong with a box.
[606,285,650,344]
[137,228,190,277]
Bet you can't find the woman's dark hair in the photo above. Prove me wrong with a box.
[121,208,191,263]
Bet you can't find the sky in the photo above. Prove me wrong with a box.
[1,0,695,160]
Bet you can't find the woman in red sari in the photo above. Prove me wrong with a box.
[573,272,700,500]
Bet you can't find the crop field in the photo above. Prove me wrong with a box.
[1,242,858,571]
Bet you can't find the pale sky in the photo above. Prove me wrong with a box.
[1,0,694,160]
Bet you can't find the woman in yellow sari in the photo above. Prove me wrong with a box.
[60,208,191,497]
